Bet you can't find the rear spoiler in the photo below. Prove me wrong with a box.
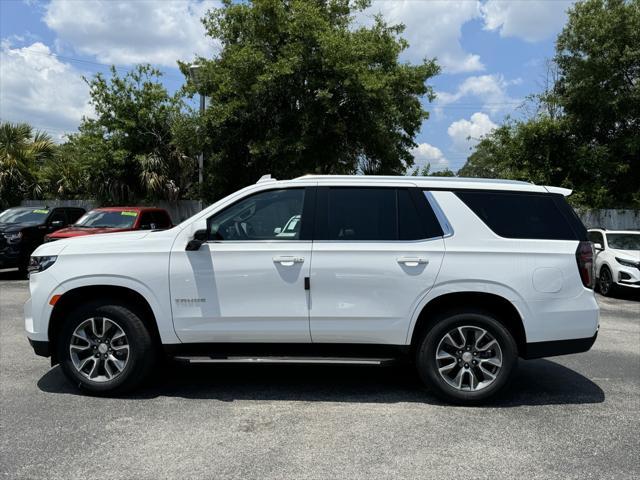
[544,186,572,196]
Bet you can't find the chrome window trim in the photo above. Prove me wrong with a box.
[424,191,454,238]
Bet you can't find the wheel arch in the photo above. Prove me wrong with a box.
[408,291,527,356]
[48,285,162,364]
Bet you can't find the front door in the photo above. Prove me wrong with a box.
[170,187,313,343]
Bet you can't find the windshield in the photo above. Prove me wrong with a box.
[0,208,49,225]
[607,233,640,251]
[75,210,138,229]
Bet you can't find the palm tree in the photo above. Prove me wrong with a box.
[0,122,55,209]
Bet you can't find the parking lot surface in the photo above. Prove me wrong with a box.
[1,271,639,479]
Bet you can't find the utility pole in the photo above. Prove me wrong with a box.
[189,63,205,188]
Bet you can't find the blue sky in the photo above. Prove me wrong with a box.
[0,0,575,172]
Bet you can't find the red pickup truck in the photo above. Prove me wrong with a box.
[44,206,173,241]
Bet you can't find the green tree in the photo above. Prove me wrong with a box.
[181,0,439,199]
[555,0,640,207]
[56,65,197,204]
[0,122,55,209]
[460,0,639,208]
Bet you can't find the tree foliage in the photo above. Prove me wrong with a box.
[460,0,639,208]
[48,65,197,204]
[181,0,439,199]
[0,122,55,209]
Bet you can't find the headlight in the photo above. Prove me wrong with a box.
[615,257,640,268]
[3,232,22,243]
[27,256,58,274]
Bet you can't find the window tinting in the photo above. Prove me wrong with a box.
[151,211,172,228]
[398,189,425,240]
[588,231,604,246]
[327,188,396,240]
[209,189,305,241]
[456,191,578,240]
[48,210,67,225]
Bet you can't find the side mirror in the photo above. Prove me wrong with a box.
[273,227,282,234]
[186,229,208,251]
[50,220,64,228]
[594,243,603,251]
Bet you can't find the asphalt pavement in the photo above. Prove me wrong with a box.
[1,270,639,479]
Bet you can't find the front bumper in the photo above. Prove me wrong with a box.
[522,330,598,359]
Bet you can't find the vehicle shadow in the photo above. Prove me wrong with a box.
[38,358,604,407]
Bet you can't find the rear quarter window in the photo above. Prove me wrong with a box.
[455,191,584,240]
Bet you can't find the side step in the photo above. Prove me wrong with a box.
[174,356,396,366]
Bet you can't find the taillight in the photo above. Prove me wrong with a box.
[576,241,594,289]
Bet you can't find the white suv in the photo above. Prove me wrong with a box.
[588,229,640,296]
[25,175,599,404]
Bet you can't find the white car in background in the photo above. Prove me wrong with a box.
[588,229,640,296]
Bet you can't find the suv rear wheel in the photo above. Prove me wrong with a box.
[56,302,156,395]
[416,309,517,404]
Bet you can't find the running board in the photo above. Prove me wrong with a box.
[174,356,396,365]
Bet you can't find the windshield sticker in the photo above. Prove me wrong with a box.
[32,209,49,214]
[121,211,138,217]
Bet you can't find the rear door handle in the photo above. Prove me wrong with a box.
[397,256,428,266]
[273,256,305,266]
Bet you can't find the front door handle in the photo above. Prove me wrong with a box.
[397,256,428,266]
[273,256,305,266]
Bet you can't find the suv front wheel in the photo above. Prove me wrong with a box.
[56,302,156,395]
[416,309,518,404]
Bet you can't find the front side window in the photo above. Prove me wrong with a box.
[209,189,305,241]
[48,210,67,225]
[588,231,604,247]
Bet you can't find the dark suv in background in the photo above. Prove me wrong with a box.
[0,206,85,275]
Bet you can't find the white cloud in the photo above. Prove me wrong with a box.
[359,1,483,73]
[447,112,497,153]
[0,41,91,139]
[411,142,449,172]
[481,0,574,42]
[44,0,220,67]
[436,74,521,114]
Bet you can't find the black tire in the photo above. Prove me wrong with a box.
[56,301,156,395]
[416,309,518,405]
[598,266,616,297]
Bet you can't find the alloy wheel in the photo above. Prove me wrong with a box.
[435,326,503,392]
[599,268,612,295]
[69,317,130,382]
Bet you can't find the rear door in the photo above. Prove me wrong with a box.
[309,186,445,344]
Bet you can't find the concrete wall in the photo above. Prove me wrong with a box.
[20,200,203,225]
[576,209,640,230]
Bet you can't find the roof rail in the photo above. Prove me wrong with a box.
[257,174,276,183]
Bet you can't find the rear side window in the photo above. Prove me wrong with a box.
[327,188,396,240]
[455,191,581,240]
[320,187,443,241]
